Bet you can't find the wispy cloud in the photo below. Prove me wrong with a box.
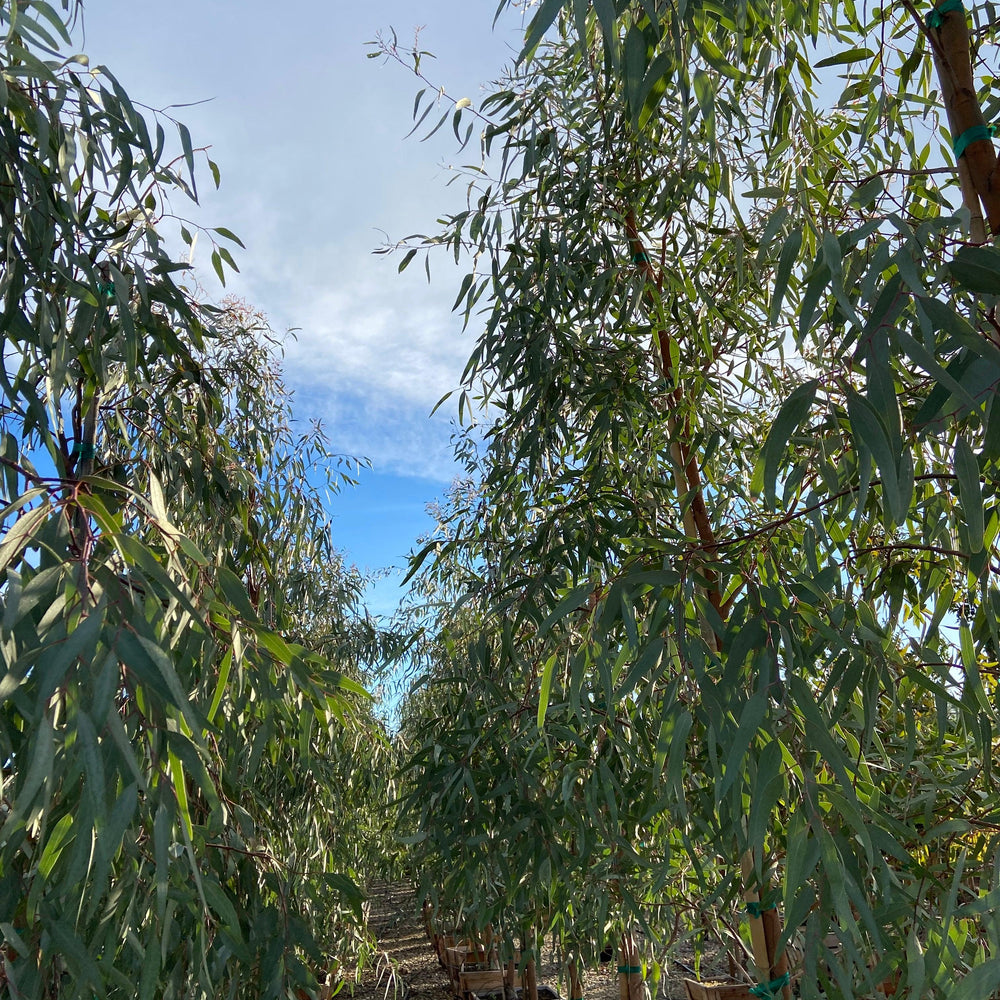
[184,198,478,481]
[256,251,480,480]
[297,383,464,483]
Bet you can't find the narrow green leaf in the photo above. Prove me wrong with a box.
[177,120,196,190]
[520,0,564,61]
[949,245,1000,294]
[169,749,193,841]
[153,801,171,920]
[955,436,984,551]
[815,47,873,67]
[38,813,74,878]
[200,875,250,960]
[753,379,818,506]
[717,691,767,800]
[0,714,54,837]
[770,228,802,324]
[0,502,51,575]
[46,920,106,998]
[207,648,232,725]
[75,711,106,808]
[211,248,225,286]
[537,653,557,728]
[895,327,978,409]
[138,935,160,1000]
[539,581,594,636]
[217,565,257,621]
[951,958,1000,1000]
[212,226,245,248]
[845,387,903,523]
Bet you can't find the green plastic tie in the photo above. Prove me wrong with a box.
[745,900,777,919]
[953,124,998,159]
[97,281,115,298]
[71,442,96,461]
[617,966,642,975]
[632,252,650,265]
[926,0,964,28]
[749,972,791,998]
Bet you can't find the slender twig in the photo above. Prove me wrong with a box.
[690,472,959,553]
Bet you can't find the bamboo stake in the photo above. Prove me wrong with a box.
[741,854,791,1000]
[741,855,770,985]
[922,0,1000,232]
[623,930,648,1000]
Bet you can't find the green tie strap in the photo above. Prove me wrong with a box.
[745,900,777,918]
[749,972,791,998]
[632,252,650,264]
[953,125,998,160]
[617,966,642,975]
[71,442,96,461]
[926,0,964,28]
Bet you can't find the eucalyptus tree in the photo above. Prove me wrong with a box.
[393,1,1000,997]
[0,4,392,998]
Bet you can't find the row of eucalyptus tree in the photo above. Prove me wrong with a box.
[0,4,399,998]
[393,1,1000,997]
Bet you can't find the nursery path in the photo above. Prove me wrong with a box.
[352,881,719,1000]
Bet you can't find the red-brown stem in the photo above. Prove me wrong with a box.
[624,209,723,625]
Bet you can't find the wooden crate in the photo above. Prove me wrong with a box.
[683,980,754,1000]
[436,935,457,965]
[469,984,559,1000]
[459,969,507,996]
[445,944,495,969]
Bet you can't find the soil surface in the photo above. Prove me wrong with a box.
[351,882,733,1000]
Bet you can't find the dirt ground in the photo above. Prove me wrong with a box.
[350,882,734,1000]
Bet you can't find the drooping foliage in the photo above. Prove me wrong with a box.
[0,4,398,998]
[391,1,1000,997]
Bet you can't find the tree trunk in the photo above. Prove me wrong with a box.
[504,956,518,1000]
[568,959,584,1000]
[524,956,538,1000]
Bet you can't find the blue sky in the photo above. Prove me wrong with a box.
[75,1,526,616]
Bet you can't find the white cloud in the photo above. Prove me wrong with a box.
[283,272,470,409]
[257,251,483,480]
